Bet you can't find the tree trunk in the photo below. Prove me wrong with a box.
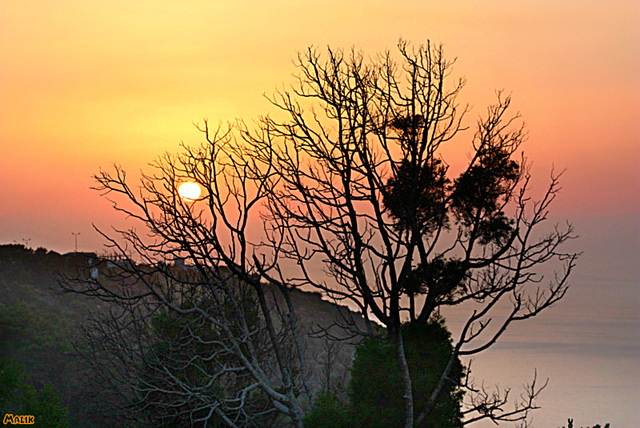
[394,325,414,428]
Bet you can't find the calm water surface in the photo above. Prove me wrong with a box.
[454,215,639,427]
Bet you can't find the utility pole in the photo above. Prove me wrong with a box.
[72,232,80,253]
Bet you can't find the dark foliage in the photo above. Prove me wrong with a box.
[0,356,70,427]
[384,157,449,235]
[451,142,520,245]
[564,418,611,428]
[0,244,112,427]
[348,317,463,427]
[302,391,350,428]
[306,317,464,428]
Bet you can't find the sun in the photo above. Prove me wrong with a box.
[177,182,202,201]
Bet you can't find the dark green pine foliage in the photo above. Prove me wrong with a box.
[451,138,520,246]
[384,157,449,235]
[302,391,351,428]
[383,114,450,236]
[348,317,464,428]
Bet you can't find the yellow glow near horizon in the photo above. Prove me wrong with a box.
[0,0,638,253]
[177,182,202,201]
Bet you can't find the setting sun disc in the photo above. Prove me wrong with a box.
[177,182,202,201]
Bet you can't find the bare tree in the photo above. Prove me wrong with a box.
[65,124,312,427]
[248,40,578,427]
[67,40,577,427]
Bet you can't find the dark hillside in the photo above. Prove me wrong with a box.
[0,244,366,426]
[0,245,113,426]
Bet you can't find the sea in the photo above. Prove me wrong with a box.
[451,215,639,427]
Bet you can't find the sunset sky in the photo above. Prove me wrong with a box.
[0,1,638,425]
[1,1,638,252]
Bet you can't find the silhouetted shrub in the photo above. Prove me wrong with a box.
[564,418,610,428]
[303,391,350,428]
[307,316,463,427]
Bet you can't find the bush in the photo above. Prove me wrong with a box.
[303,391,350,428]
[0,356,69,427]
[348,316,464,427]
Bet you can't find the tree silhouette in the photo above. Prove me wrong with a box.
[250,40,577,426]
[66,125,313,426]
[67,40,578,427]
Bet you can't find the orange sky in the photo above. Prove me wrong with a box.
[1,3,639,425]
[1,0,638,252]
